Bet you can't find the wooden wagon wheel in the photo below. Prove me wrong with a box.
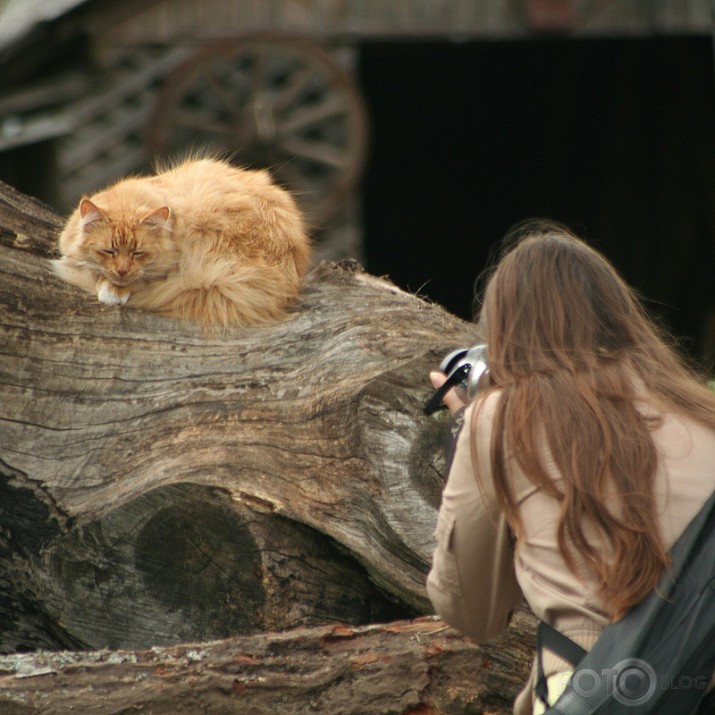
[147,35,368,228]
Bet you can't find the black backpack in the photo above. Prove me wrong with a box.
[537,488,715,714]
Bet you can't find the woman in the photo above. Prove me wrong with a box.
[427,221,715,713]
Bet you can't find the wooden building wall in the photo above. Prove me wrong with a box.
[92,0,712,47]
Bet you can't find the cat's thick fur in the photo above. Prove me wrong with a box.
[53,158,311,328]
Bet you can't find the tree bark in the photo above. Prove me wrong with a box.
[0,179,537,712]
[0,613,536,715]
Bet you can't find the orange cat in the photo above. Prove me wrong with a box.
[53,158,311,327]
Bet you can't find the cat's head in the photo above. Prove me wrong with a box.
[75,199,176,286]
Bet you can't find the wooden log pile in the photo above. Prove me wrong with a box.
[0,179,536,713]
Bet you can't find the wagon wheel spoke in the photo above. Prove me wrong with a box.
[250,49,267,97]
[208,58,252,99]
[278,137,348,169]
[277,95,348,136]
[270,67,315,114]
[204,74,241,114]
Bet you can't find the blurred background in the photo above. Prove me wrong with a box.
[0,0,713,367]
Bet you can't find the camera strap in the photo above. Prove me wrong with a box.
[423,364,471,415]
[535,622,587,708]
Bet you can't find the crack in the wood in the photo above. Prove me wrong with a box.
[0,456,71,528]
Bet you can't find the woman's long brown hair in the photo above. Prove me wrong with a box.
[472,220,715,620]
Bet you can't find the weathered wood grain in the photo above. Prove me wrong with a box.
[0,612,536,715]
[0,178,486,645]
[0,178,538,713]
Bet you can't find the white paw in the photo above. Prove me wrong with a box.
[97,284,128,305]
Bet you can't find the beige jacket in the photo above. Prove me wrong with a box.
[427,390,715,714]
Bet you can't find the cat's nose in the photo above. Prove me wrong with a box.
[116,268,129,277]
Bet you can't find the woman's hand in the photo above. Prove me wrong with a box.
[429,371,468,416]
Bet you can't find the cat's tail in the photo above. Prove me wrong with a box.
[129,250,304,328]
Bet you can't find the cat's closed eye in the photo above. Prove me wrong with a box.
[99,249,118,256]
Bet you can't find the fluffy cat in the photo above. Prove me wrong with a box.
[53,157,311,328]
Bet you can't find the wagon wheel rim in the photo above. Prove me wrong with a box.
[147,35,368,228]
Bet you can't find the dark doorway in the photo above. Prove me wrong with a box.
[359,37,715,366]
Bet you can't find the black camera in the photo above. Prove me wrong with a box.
[423,344,490,415]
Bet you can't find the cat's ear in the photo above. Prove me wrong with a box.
[79,199,108,230]
[139,206,171,231]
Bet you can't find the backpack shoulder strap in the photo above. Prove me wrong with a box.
[535,621,588,707]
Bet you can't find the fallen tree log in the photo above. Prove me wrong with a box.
[0,178,537,712]
[0,614,536,715]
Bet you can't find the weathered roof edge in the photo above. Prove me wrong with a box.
[0,0,91,52]
[0,0,712,57]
